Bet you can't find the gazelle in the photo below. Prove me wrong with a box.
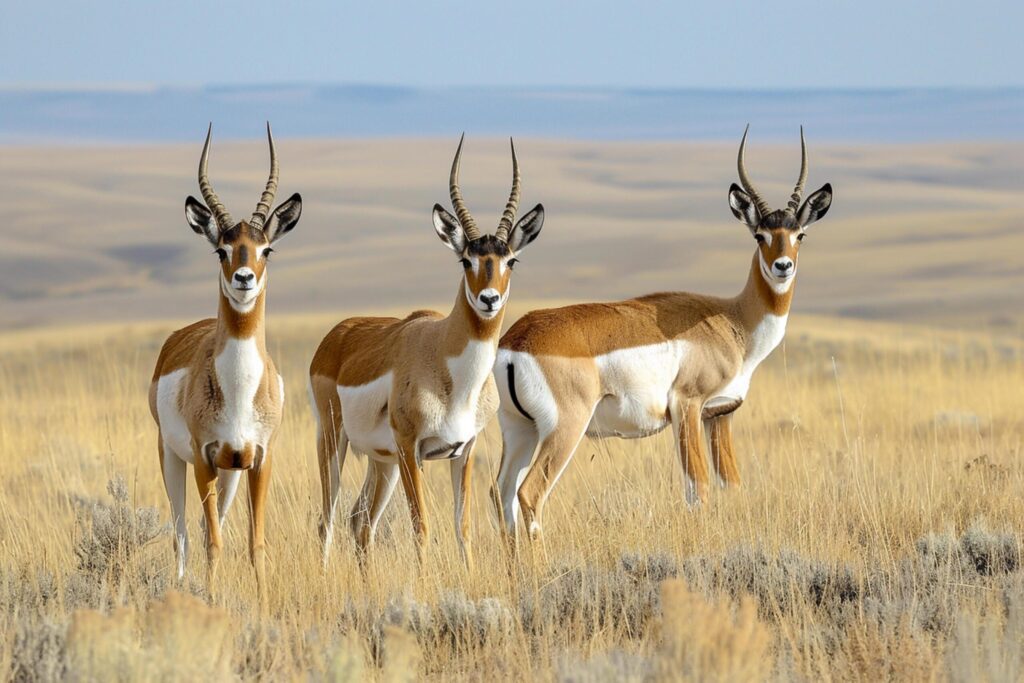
[493,127,832,545]
[149,124,302,599]
[309,136,544,566]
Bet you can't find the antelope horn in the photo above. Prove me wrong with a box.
[250,122,279,230]
[737,125,772,218]
[449,134,480,240]
[786,126,808,215]
[495,138,521,243]
[198,124,235,230]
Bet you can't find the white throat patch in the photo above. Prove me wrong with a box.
[464,278,507,320]
[221,271,266,313]
[757,251,795,295]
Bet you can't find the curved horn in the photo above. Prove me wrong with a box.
[198,124,235,231]
[250,122,279,230]
[786,126,808,215]
[737,124,771,218]
[449,133,480,240]
[495,138,521,242]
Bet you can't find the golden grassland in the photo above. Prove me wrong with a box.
[0,311,1021,681]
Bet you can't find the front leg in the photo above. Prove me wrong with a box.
[193,452,222,594]
[449,437,476,570]
[248,451,272,610]
[706,414,741,487]
[396,434,429,563]
[672,398,710,505]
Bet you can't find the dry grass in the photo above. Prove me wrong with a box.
[0,312,1022,681]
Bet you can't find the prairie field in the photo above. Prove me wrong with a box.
[0,311,1021,681]
[0,138,1022,680]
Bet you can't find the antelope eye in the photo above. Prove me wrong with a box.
[460,258,471,269]
[754,234,766,244]
[215,248,227,261]
[263,247,274,259]
[797,233,806,242]
[507,258,519,270]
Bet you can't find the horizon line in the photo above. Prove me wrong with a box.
[2,82,1023,94]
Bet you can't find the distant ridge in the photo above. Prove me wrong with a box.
[1,85,1021,143]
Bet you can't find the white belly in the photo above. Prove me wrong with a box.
[338,373,397,456]
[587,341,690,438]
[156,368,193,462]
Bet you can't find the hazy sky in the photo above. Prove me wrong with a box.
[3,0,1022,89]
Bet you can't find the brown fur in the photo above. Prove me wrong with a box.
[149,223,282,602]
[151,294,282,447]
[309,272,508,564]
[497,243,799,544]
[502,242,795,359]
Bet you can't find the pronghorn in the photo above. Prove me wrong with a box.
[493,127,832,545]
[309,136,544,566]
[149,124,302,598]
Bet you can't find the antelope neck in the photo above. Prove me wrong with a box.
[735,250,795,329]
[216,287,268,349]
[445,277,505,351]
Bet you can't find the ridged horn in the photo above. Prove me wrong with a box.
[449,134,480,240]
[250,122,279,230]
[495,138,521,243]
[198,124,235,230]
[737,124,772,218]
[786,126,808,215]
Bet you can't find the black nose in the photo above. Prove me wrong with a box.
[775,260,793,272]
[480,294,500,306]
[234,271,255,284]
[231,451,242,468]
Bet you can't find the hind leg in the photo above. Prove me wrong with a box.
[450,437,476,569]
[493,410,540,546]
[517,406,594,543]
[352,460,400,554]
[318,421,348,563]
[160,438,189,580]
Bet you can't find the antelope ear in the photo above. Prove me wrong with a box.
[432,204,467,254]
[264,193,302,243]
[728,184,760,231]
[507,204,544,253]
[796,183,832,228]
[185,196,218,245]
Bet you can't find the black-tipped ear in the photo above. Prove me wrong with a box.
[507,204,544,253]
[796,183,832,228]
[185,196,218,245]
[265,193,302,243]
[728,184,760,230]
[432,203,467,254]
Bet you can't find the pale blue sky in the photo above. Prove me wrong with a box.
[2,0,1022,88]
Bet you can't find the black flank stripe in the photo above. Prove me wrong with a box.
[507,363,534,421]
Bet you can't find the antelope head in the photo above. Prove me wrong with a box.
[432,135,545,320]
[184,124,302,311]
[728,126,832,293]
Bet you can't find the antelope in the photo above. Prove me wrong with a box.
[309,136,544,566]
[149,124,302,599]
[493,127,832,545]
